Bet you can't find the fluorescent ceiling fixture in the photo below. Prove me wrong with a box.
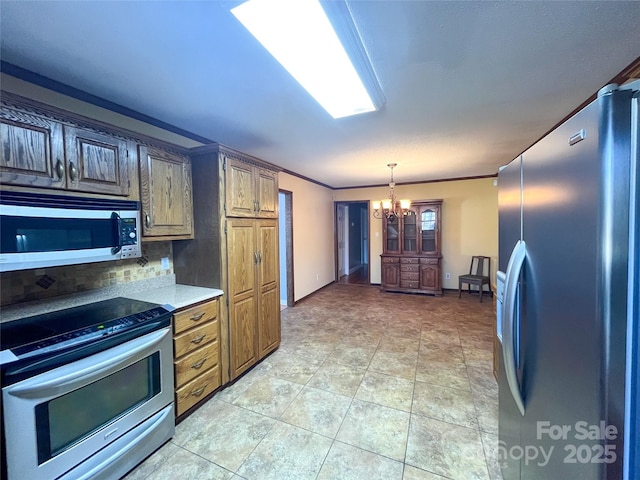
[231,0,383,119]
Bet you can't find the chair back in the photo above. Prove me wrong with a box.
[471,256,490,277]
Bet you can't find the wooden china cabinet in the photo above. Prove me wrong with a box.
[380,199,443,296]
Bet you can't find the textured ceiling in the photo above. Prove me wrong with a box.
[1,1,639,188]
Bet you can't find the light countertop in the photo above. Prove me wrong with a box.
[0,276,223,323]
[123,284,223,310]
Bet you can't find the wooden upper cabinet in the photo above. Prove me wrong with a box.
[139,145,194,240]
[257,169,278,218]
[225,157,278,218]
[0,112,65,189]
[63,126,129,196]
[1,104,130,196]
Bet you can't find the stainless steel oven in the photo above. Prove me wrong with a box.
[0,298,175,480]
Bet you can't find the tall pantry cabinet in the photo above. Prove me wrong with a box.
[173,144,281,384]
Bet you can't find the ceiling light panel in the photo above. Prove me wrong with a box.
[231,0,379,118]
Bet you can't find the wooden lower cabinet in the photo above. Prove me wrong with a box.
[381,254,442,296]
[227,219,281,379]
[172,298,221,417]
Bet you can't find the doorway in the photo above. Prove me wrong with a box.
[335,201,370,285]
[278,191,294,308]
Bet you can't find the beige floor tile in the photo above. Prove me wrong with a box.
[131,446,233,480]
[377,336,421,353]
[415,360,471,392]
[406,415,489,480]
[267,352,324,384]
[480,431,504,480]
[307,361,367,396]
[124,441,182,480]
[412,381,478,429]
[181,401,275,471]
[336,399,410,462]
[419,342,466,363]
[280,386,352,437]
[231,376,303,418]
[236,421,332,480]
[368,350,418,380]
[402,464,451,479]
[474,396,499,435]
[354,371,415,412]
[316,441,404,480]
[326,344,377,368]
[463,346,493,367]
[420,329,461,346]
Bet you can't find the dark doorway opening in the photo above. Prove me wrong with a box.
[335,201,369,285]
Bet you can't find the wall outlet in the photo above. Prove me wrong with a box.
[316,273,320,281]
[161,257,170,271]
[445,272,451,280]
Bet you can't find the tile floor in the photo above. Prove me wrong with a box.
[125,284,503,480]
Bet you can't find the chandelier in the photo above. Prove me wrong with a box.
[372,163,412,219]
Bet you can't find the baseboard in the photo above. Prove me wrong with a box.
[294,281,336,305]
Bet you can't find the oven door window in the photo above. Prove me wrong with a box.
[0,215,117,253]
[34,353,161,464]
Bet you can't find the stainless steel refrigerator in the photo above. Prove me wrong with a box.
[497,81,639,480]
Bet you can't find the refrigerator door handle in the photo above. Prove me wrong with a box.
[502,240,527,415]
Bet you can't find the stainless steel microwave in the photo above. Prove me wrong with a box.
[0,192,141,272]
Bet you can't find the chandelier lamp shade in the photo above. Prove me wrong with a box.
[372,163,412,219]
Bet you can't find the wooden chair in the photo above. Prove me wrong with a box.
[458,256,492,302]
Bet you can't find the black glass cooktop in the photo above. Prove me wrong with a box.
[0,297,167,352]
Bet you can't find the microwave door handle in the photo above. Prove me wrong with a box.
[111,212,123,254]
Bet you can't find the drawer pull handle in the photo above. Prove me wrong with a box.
[191,385,208,397]
[190,312,205,321]
[191,358,208,369]
[191,334,206,344]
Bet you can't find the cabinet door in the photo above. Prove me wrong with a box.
[64,126,129,196]
[381,258,400,288]
[419,205,440,254]
[257,220,280,357]
[256,168,278,218]
[227,220,259,379]
[225,157,256,217]
[419,261,440,291]
[139,146,194,238]
[383,215,400,253]
[0,111,66,189]
[402,210,418,253]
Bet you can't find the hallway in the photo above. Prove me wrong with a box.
[125,284,501,480]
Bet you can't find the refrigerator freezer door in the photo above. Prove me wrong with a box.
[518,88,633,480]
[498,156,524,480]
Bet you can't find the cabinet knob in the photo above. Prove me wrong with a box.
[68,161,78,181]
[55,159,65,180]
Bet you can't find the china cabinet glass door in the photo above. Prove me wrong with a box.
[402,210,418,253]
[420,207,438,254]
[385,215,400,252]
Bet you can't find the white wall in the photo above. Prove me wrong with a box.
[278,173,335,301]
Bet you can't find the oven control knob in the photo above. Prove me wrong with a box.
[129,232,136,239]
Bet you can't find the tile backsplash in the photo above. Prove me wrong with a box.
[0,242,173,306]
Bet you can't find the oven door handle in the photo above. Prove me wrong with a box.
[5,327,170,397]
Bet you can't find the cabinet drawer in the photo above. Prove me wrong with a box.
[400,264,419,272]
[175,340,219,388]
[175,365,220,416]
[419,257,439,265]
[174,320,218,358]
[382,256,399,264]
[400,272,419,281]
[401,280,419,289]
[174,299,218,334]
[400,257,419,264]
